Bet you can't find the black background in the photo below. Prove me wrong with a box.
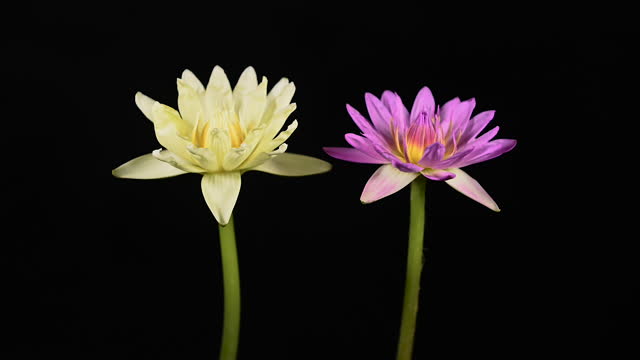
[5,5,637,360]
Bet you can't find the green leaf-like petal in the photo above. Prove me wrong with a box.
[251,153,331,176]
[112,153,188,179]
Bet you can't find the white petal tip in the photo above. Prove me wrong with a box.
[251,153,331,176]
[444,168,502,212]
[201,173,241,227]
[112,153,188,179]
[359,165,418,204]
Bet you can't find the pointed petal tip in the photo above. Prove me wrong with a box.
[445,168,501,212]
[112,153,189,179]
[201,172,241,226]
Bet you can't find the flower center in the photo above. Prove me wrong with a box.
[228,121,245,148]
[390,111,459,165]
[191,115,246,148]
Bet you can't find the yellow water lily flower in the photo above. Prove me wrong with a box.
[113,65,331,224]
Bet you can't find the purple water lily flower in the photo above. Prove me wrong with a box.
[324,87,516,210]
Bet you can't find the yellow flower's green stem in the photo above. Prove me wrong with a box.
[396,177,426,360]
[218,215,240,360]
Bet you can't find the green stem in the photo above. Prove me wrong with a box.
[396,177,426,360]
[218,215,240,360]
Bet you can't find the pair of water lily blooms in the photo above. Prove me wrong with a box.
[113,65,516,223]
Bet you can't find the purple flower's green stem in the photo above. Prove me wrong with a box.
[218,215,240,360]
[396,177,426,360]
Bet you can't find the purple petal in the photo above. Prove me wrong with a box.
[371,142,399,161]
[421,168,456,181]
[450,98,476,134]
[370,142,413,170]
[365,93,392,137]
[381,91,410,131]
[458,139,517,167]
[445,168,500,211]
[346,104,388,145]
[323,147,387,164]
[410,87,436,123]
[435,147,476,168]
[473,126,500,144]
[360,164,419,203]
[391,158,423,173]
[345,133,387,161]
[438,97,461,129]
[417,143,445,168]
[346,104,375,135]
[459,110,495,144]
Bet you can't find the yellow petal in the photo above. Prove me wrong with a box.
[265,120,298,151]
[203,87,234,130]
[240,143,286,170]
[201,172,241,225]
[251,153,332,176]
[208,128,232,165]
[112,153,188,179]
[267,78,289,98]
[177,78,202,127]
[239,77,268,131]
[181,69,205,93]
[223,126,265,171]
[152,149,205,173]
[223,145,249,172]
[273,81,296,111]
[207,65,232,92]
[186,145,219,172]
[151,102,191,159]
[135,92,155,122]
[260,82,296,128]
[258,103,297,152]
[269,143,288,155]
[233,66,258,100]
